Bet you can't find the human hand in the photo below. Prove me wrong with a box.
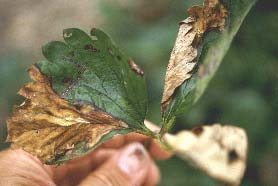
[0,121,171,186]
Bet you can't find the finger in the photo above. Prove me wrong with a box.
[52,149,116,186]
[79,142,158,186]
[148,139,172,160]
[101,134,125,148]
[101,132,148,148]
[124,132,149,142]
[144,120,173,160]
[0,149,56,186]
[143,160,160,186]
[102,120,172,160]
[101,120,158,149]
[124,135,172,160]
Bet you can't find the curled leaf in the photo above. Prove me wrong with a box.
[164,124,248,185]
[161,17,198,111]
[161,0,256,128]
[6,66,125,162]
[161,0,228,112]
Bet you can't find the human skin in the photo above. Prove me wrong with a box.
[0,121,172,186]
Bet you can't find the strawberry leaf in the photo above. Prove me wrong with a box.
[37,28,148,131]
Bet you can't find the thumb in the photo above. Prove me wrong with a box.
[79,142,154,186]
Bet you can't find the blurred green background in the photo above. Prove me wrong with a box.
[0,0,277,185]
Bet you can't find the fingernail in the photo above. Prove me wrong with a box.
[117,142,148,175]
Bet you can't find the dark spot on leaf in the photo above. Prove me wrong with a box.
[117,55,122,61]
[228,150,238,164]
[84,44,100,53]
[90,28,97,36]
[52,152,67,164]
[128,58,144,76]
[62,77,72,84]
[61,80,79,98]
[192,125,204,136]
[84,44,92,50]
[61,62,85,98]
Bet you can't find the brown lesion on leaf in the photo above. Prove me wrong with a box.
[6,66,127,163]
[188,0,228,43]
[84,44,100,53]
[61,79,79,98]
[62,77,73,86]
[192,125,204,136]
[228,149,239,164]
[161,0,228,113]
[59,56,87,98]
[128,58,144,76]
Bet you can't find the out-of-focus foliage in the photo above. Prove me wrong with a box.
[0,0,277,185]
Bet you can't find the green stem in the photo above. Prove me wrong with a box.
[134,124,173,152]
[159,117,176,137]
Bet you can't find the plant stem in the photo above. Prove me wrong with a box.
[159,117,176,137]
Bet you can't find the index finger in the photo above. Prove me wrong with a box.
[101,120,172,160]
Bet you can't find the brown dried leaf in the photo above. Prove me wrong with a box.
[161,0,228,111]
[6,66,126,162]
[164,124,248,185]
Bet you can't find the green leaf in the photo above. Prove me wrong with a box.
[162,0,257,125]
[37,28,149,132]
